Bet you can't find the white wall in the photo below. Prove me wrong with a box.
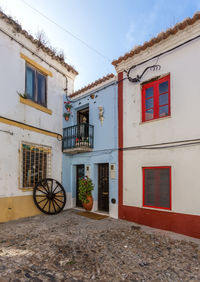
[123,146,200,216]
[121,23,200,216]
[0,18,75,132]
[123,38,200,147]
[0,122,62,198]
[0,18,75,198]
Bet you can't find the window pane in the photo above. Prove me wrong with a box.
[144,168,170,209]
[145,97,153,109]
[145,87,153,98]
[37,72,46,106]
[145,109,153,120]
[26,66,35,100]
[159,105,169,117]
[159,81,168,94]
[159,93,168,106]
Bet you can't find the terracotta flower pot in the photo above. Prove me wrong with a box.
[82,195,93,211]
[65,116,69,121]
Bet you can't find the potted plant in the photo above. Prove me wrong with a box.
[63,112,70,121]
[64,101,72,112]
[17,91,28,99]
[78,176,94,211]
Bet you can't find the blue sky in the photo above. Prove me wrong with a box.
[0,0,200,90]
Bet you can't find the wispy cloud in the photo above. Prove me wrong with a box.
[125,1,165,50]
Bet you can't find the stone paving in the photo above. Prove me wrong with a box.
[0,209,199,281]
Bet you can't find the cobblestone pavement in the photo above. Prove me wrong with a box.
[0,209,199,281]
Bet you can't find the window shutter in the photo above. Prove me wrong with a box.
[144,167,171,209]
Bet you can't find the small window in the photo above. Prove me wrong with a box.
[143,167,171,210]
[21,143,51,189]
[26,64,47,107]
[142,75,170,122]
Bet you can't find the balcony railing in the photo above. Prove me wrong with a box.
[63,123,94,154]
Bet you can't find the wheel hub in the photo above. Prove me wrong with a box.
[46,192,55,200]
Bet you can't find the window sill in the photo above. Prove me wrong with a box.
[140,115,171,125]
[19,188,33,192]
[142,205,171,211]
[20,97,52,115]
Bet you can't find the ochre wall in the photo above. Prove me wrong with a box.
[0,195,41,223]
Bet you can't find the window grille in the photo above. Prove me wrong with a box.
[21,143,51,189]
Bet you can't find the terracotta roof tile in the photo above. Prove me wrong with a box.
[112,11,200,67]
[0,11,78,75]
[69,73,115,98]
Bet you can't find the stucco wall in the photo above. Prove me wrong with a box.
[0,20,75,221]
[122,32,200,216]
[0,18,75,132]
[0,123,62,198]
[62,80,118,218]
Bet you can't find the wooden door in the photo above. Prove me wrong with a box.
[98,163,109,212]
[76,165,85,207]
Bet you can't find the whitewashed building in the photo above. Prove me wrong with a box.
[0,11,77,222]
[112,12,200,238]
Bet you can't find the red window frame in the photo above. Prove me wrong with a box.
[142,74,170,122]
[143,166,172,210]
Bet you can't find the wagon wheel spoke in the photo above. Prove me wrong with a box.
[50,180,53,193]
[33,178,66,215]
[52,198,61,209]
[48,199,51,213]
[52,199,57,213]
[42,199,49,210]
[37,198,47,204]
[37,188,48,195]
[54,197,64,204]
[52,184,59,193]
[45,179,50,191]
[54,190,63,194]
[40,182,49,193]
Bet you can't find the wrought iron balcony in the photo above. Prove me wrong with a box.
[62,123,94,154]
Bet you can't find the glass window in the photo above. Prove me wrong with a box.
[37,72,46,106]
[26,66,35,100]
[145,109,154,121]
[145,97,153,109]
[159,93,168,106]
[142,75,170,122]
[159,81,168,94]
[25,64,47,107]
[159,105,169,117]
[145,87,153,98]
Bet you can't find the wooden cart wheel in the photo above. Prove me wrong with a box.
[33,178,66,215]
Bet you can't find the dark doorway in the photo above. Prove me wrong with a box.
[98,163,109,212]
[77,108,89,142]
[76,165,85,207]
[77,107,89,124]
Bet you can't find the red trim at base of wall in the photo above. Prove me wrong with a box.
[119,205,200,239]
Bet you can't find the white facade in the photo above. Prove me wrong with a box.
[115,19,200,237]
[0,16,76,221]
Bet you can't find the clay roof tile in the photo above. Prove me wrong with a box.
[69,73,115,98]
[112,11,200,66]
[0,11,78,75]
